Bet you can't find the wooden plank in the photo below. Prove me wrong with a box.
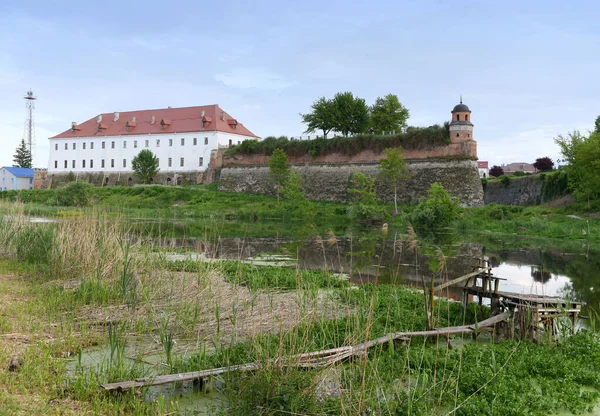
[434,269,491,292]
[102,312,509,392]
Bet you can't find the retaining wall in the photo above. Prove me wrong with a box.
[219,159,484,207]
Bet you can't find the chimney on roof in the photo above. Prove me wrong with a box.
[220,111,225,121]
[168,106,172,109]
[114,112,119,122]
[71,122,77,132]
[201,110,205,117]
[151,115,155,124]
[97,114,102,123]
[132,116,136,123]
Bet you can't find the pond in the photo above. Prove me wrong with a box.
[130,218,600,313]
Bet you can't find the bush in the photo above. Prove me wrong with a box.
[411,182,462,232]
[500,175,510,187]
[226,125,451,157]
[513,170,526,177]
[56,182,93,207]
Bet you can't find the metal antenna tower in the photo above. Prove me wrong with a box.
[23,89,37,161]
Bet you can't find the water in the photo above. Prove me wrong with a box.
[134,218,599,309]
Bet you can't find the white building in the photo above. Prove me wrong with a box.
[47,105,258,176]
[477,161,489,178]
[0,167,34,190]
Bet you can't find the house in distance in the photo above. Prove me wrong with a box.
[47,105,259,185]
[0,167,34,190]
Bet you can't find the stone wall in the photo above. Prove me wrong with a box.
[483,176,543,206]
[43,170,206,189]
[219,159,484,207]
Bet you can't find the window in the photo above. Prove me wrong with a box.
[102,141,106,149]
[64,161,67,168]
[65,143,68,150]
[134,140,137,148]
[111,159,115,168]
[111,141,115,149]
[456,114,460,121]
[228,139,232,147]
[72,160,76,168]
[168,158,172,167]
[169,139,173,147]
[123,159,126,168]
[54,161,58,169]
[82,160,86,168]
[180,157,184,167]
[145,140,149,148]
[238,141,240,145]
[73,143,76,150]
[156,139,160,147]
[204,137,208,145]
[199,157,203,167]
[181,138,185,146]
[193,137,197,145]
[55,144,58,151]
[83,142,86,150]
[456,133,460,137]
[90,160,94,168]
[157,158,159,166]
[123,141,127,149]
[466,114,469,121]
[101,159,105,168]
[90,142,94,150]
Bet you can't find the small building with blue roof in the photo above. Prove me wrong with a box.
[1,167,34,190]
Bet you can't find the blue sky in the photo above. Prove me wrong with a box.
[1,0,598,168]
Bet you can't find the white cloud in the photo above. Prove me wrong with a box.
[214,68,294,90]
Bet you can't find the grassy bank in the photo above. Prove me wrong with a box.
[1,205,600,414]
[3,184,600,243]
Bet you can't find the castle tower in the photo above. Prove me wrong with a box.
[449,97,473,143]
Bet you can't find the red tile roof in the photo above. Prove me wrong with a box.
[477,161,489,169]
[51,105,258,139]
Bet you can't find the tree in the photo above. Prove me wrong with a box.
[572,132,600,205]
[489,165,504,177]
[131,149,159,184]
[331,92,370,137]
[595,115,600,134]
[378,147,409,213]
[533,157,554,172]
[411,182,461,233]
[268,148,290,202]
[370,94,410,134]
[300,97,336,139]
[13,138,32,168]
[556,131,589,204]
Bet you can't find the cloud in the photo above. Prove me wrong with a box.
[214,68,294,90]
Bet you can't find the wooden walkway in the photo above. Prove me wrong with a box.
[102,312,508,391]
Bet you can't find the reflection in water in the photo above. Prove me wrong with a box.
[132,219,600,314]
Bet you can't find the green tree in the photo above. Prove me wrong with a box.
[377,147,409,213]
[131,149,159,185]
[281,170,311,216]
[13,138,32,168]
[348,172,387,220]
[411,182,461,233]
[370,94,410,134]
[268,148,290,201]
[555,131,590,205]
[300,97,337,139]
[573,132,600,205]
[595,115,600,134]
[331,92,370,137]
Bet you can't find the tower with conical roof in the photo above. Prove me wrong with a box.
[449,96,473,144]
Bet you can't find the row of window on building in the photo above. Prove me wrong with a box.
[54,157,204,169]
[55,137,210,151]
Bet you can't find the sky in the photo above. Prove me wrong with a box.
[0,0,598,169]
